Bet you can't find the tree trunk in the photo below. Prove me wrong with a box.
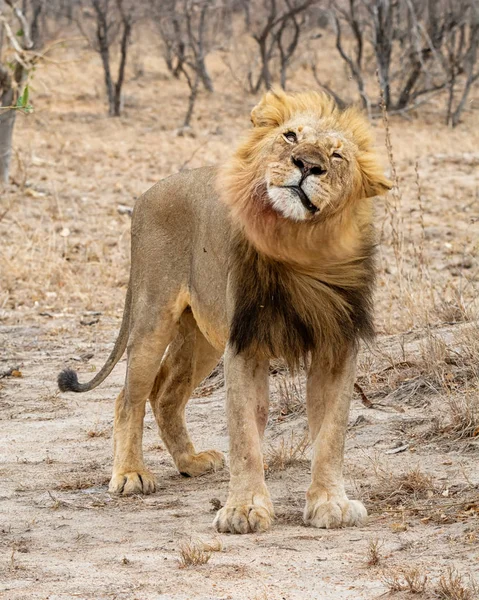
[99,46,114,116]
[0,64,15,184]
[113,18,132,117]
[197,55,213,92]
[260,38,271,90]
[184,73,199,128]
[0,105,16,184]
[30,0,44,50]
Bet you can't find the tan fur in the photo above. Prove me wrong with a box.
[58,89,391,534]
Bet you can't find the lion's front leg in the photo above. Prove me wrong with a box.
[214,345,273,534]
[304,346,367,529]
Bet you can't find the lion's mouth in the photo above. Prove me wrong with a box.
[286,186,319,214]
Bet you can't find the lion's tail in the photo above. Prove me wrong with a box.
[57,285,131,393]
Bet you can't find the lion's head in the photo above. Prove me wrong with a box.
[219,88,392,267]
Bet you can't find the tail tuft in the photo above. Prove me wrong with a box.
[58,368,82,392]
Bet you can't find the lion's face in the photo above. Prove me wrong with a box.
[219,88,392,264]
[264,114,358,221]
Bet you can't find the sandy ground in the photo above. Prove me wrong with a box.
[1,27,478,600]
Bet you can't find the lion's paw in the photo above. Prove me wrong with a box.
[177,450,225,477]
[214,495,274,534]
[304,495,367,529]
[108,470,157,495]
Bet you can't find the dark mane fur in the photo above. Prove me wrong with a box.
[229,231,375,370]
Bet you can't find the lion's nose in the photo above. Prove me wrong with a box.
[292,155,326,177]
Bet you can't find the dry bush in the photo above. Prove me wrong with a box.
[366,538,383,567]
[178,537,222,568]
[435,568,478,600]
[265,431,310,473]
[382,566,428,594]
[423,391,479,442]
[357,322,479,411]
[367,465,438,509]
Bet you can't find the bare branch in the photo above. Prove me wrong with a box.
[4,0,33,49]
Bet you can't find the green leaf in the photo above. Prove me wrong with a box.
[16,85,29,108]
[16,29,24,37]
[15,87,33,113]
[22,85,29,107]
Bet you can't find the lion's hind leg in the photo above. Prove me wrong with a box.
[109,304,180,496]
[149,309,225,477]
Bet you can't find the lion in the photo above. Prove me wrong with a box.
[58,88,391,534]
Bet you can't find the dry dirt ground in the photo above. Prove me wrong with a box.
[1,31,479,600]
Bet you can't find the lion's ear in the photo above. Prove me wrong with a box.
[358,153,393,198]
[363,173,393,198]
[251,88,289,128]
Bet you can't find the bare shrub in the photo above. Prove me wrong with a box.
[239,0,316,92]
[329,0,479,124]
[77,0,138,116]
[155,0,227,127]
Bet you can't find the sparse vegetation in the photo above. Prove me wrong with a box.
[57,475,109,491]
[435,568,478,600]
[423,392,479,442]
[87,426,110,438]
[382,566,428,594]
[265,431,310,472]
[271,372,305,419]
[367,466,438,509]
[178,538,222,568]
[366,538,383,567]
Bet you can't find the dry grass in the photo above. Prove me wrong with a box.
[423,392,479,442]
[367,466,438,509]
[56,475,109,491]
[87,427,110,438]
[271,372,305,419]
[366,538,383,567]
[265,431,310,473]
[177,538,222,568]
[382,566,428,594]
[377,90,478,336]
[435,568,478,600]
[356,321,479,416]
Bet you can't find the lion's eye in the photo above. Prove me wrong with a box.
[283,131,297,143]
[332,152,343,160]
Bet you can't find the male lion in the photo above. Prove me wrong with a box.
[58,89,391,534]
